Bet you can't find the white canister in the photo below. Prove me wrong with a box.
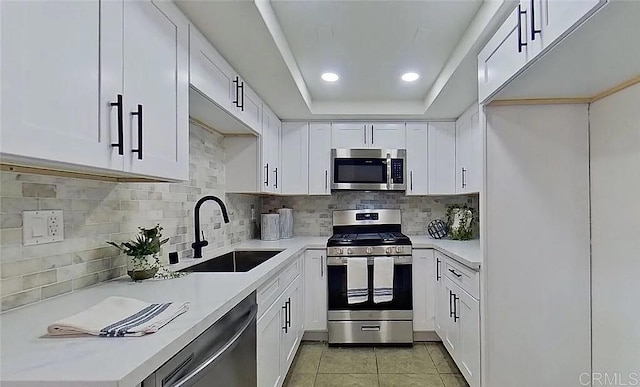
[278,207,293,239]
[261,213,280,241]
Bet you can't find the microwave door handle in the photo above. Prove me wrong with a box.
[387,153,392,189]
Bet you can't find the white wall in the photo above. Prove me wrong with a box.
[590,82,640,381]
[483,104,591,387]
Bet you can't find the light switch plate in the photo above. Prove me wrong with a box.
[23,210,64,246]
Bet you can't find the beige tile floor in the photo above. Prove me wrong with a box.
[283,342,469,387]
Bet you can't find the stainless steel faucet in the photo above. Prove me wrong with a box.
[192,195,230,258]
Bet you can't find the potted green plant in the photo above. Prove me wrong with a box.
[108,225,169,280]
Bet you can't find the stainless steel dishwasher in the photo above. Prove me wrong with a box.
[142,293,257,387]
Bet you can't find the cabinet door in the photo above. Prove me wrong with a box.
[281,122,309,195]
[257,297,284,387]
[281,278,302,374]
[406,123,429,195]
[237,81,263,135]
[428,122,456,195]
[308,123,332,195]
[541,0,603,50]
[0,1,119,170]
[455,284,481,387]
[412,250,436,331]
[123,0,189,180]
[261,106,281,193]
[304,250,328,331]
[478,5,528,103]
[455,104,481,194]
[371,123,406,149]
[434,252,446,339]
[442,277,460,357]
[332,122,367,148]
[189,25,236,114]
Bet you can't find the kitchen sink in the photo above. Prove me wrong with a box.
[180,250,284,273]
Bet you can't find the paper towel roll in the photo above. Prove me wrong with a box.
[261,213,280,241]
[278,207,293,239]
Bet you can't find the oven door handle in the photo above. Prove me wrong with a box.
[326,257,412,266]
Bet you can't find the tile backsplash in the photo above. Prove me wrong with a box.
[262,192,479,236]
[0,123,260,311]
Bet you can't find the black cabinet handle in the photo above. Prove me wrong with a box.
[449,268,462,278]
[530,0,541,41]
[264,163,269,186]
[436,259,441,281]
[233,76,245,111]
[281,303,288,333]
[274,167,278,189]
[453,294,460,322]
[410,171,413,191]
[320,255,324,277]
[371,125,374,144]
[286,298,291,328]
[517,4,527,53]
[325,170,328,191]
[131,104,143,160]
[110,94,123,155]
[449,290,454,318]
[363,124,367,144]
[462,168,467,189]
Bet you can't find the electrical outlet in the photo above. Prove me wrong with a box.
[23,210,64,246]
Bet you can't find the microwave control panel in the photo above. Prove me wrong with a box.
[391,159,404,184]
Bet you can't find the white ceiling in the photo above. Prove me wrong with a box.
[176,0,514,120]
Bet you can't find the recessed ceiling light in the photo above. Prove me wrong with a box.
[321,72,339,82]
[401,72,420,82]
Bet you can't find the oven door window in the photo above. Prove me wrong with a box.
[327,262,412,310]
[333,159,387,184]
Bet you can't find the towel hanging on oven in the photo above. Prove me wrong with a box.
[373,256,394,303]
[347,257,368,304]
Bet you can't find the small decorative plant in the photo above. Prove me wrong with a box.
[446,205,476,240]
[108,225,169,280]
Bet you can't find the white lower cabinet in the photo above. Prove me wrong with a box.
[412,249,436,331]
[435,253,480,387]
[303,250,327,331]
[257,257,303,387]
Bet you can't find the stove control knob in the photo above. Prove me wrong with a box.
[385,247,392,254]
[366,247,373,255]
[395,246,403,253]
[347,248,353,255]
[336,248,343,255]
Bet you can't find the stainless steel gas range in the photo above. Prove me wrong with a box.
[326,209,413,345]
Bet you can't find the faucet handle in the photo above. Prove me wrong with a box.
[201,230,206,241]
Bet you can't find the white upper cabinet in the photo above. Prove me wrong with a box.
[1,0,189,181]
[371,123,407,149]
[427,122,456,195]
[331,122,368,148]
[262,105,281,194]
[455,104,481,194]
[1,1,112,170]
[281,122,309,195]
[478,0,605,103]
[308,123,332,195]
[189,25,235,113]
[331,122,406,149]
[122,0,189,181]
[406,123,429,195]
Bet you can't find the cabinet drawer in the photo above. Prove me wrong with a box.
[279,255,301,290]
[443,255,479,300]
[257,276,280,318]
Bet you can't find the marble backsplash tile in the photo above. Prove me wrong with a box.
[262,192,479,237]
[0,123,260,311]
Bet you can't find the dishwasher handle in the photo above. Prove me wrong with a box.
[170,305,257,387]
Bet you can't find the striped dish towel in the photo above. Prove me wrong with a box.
[373,256,394,303]
[347,257,369,304]
[47,296,189,337]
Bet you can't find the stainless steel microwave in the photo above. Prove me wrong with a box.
[330,148,406,191]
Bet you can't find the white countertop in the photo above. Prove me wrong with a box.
[408,236,482,270]
[0,235,479,386]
